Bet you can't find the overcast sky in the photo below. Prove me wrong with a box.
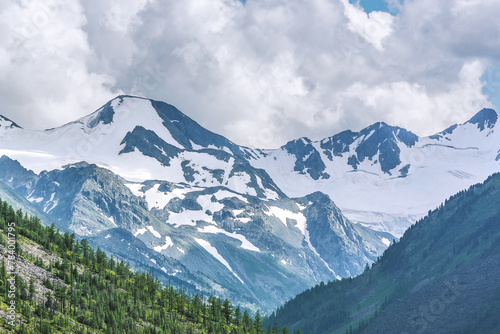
[1,0,500,148]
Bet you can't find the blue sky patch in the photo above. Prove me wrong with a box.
[349,0,396,14]
[481,65,500,112]
[242,1,393,13]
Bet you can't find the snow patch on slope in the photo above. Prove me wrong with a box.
[198,225,260,252]
[213,190,248,203]
[106,215,117,227]
[265,206,307,235]
[380,237,391,247]
[194,238,244,284]
[196,194,225,213]
[147,226,161,238]
[154,236,174,252]
[167,210,214,227]
[134,228,147,237]
[256,175,279,200]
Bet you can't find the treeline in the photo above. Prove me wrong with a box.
[0,198,293,334]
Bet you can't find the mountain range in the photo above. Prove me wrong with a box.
[0,95,499,312]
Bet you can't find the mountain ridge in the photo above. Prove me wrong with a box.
[250,106,500,237]
[2,95,496,150]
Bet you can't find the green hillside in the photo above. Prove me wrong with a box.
[266,173,500,334]
[0,198,280,334]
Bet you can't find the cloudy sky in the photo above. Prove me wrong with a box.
[1,0,500,148]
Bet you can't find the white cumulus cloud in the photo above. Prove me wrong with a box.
[0,0,499,148]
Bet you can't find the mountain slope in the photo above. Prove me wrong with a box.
[266,173,500,333]
[0,160,56,227]
[0,154,388,312]
[0,197,274,334]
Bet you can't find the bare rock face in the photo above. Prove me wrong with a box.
[0,239,66,306]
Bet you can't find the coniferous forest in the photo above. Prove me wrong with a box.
[266,174,500,334]
[0,198,291,334]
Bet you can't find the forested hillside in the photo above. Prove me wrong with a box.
[266,173,500,334]
[0,198,288,334]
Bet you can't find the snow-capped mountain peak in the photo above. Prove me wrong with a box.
[342,122,418,173]
[0,115,22,131]
[0,96,283,200]
[79,95,249,157]
[250,107,500,237]
[86,99,116,128]
[465,107,498,131]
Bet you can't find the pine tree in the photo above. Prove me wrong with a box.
[255,310,264,334]
[0,260,6,296]
[234,306,242,327]
[273,322,280,334]
[222,299,233,325]
[45,291,53,309]
[29,278,36,301]
[243,310,253,333]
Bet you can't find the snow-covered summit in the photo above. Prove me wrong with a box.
[0,96,282,200]
[250,108,500,236]
[68,95,254,158]
[466,108,498,131]
[0,115,22,132]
